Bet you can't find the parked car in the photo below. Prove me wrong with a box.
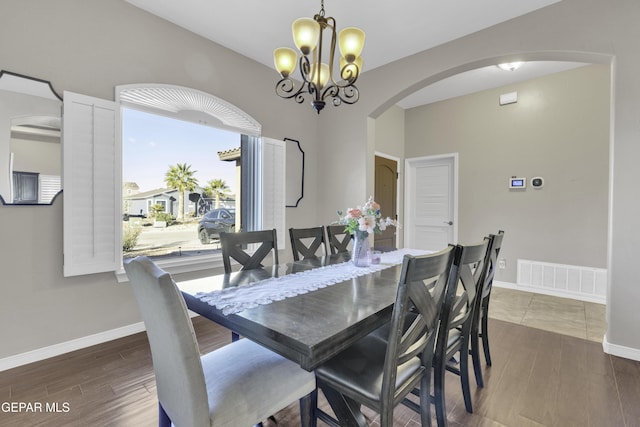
[198,208,236,244]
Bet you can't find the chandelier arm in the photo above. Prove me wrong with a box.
[325,84,359,106]
[326,17,339,86]
[275,77,307,104]
[320,84,338,98]
[276,55,314,104]
[299,55,312,83]
[339,62,360,85]
[339,85,360,105]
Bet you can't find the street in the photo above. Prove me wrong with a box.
[125,221,220,258]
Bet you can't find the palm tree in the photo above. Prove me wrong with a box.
[164,163,198,221]
[204,178,231,209]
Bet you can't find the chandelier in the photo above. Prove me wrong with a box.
[273,0,365,114]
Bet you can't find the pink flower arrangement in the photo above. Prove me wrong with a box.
[337,196,397,237]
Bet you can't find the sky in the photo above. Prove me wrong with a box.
[122,108,240,194]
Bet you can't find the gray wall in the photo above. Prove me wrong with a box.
[1,0,639,362]
[402,64,610,283]
[372,105,405,248]
[0,0,319,360]
[316,0,640,355]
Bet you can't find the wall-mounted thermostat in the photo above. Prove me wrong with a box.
[509,177,526,189]
[531,177,544,188]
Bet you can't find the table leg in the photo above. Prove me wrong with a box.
[318,384,369,427]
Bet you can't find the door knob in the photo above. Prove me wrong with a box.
[443,221,453,226]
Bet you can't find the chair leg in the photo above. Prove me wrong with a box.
[420,368,432,427]
[158,402,171,427]
[481,299,492,366]
[470,314,485,389]
[469,307,484,388]
[299,389,317,427]
[433,357,447,426]
[460,346,473,413]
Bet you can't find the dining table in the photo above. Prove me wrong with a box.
[176,249,429,426]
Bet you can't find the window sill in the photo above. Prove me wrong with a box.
[116,252,224,283]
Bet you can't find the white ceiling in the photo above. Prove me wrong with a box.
[397,61,587,109]
[125,0,586,108]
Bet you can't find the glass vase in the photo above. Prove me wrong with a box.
[352,231,371,267]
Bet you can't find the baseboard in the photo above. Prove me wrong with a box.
[0,310,203,372]
[0,322,146,372]
[602,334,640,362]
[493,280,606,305]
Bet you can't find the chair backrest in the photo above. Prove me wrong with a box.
[381,245,457,406]
[326,224,352,255]
[220,229,279,273]
[436,239,490,352]
[123,256,210,427]
[289,226,327,261]
[481,230,504,299]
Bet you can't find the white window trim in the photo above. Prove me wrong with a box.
[111,85,282,282]
[65,84,286,281]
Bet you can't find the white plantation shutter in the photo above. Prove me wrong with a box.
[38,174,61,203]
[261,137,286,249]
[62,91,121,277]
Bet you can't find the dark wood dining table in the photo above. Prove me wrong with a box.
[177,253,409,426]
[177,254,404,372]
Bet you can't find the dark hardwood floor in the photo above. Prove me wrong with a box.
[1,316,639,427]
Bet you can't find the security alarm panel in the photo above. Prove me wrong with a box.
[509,177,526,189]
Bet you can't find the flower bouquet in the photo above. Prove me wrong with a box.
[337,196,397,266]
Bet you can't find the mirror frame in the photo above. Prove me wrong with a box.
[0,70,63,206]
[285,137,305,208]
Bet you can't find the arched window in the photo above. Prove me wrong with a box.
[63,85,284,278]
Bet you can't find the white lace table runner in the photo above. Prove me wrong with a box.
[196,248,431,315]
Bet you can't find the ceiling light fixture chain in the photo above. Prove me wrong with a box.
[273,0,365,114]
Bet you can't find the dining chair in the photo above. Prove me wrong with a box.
[219,229,279,341]
[219,229,279,273]
[433,239,490,424]
[314,245,457,427]
[470,230,505,388]
[325,224,352,255]
[123,256,316,427]
[289,226,327,261]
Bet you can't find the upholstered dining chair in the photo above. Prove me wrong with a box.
[289,226,327,261]
[219,229,279,341]
[433,239,490,425]
[470,230,505,388]
[325,224,352,255]
[123,256,316,427]
[314,246,457,427]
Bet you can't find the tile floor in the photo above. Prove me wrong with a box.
[489,286,607,342]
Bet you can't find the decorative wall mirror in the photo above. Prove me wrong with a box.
[285,137,304,207]
[0,70,62,205]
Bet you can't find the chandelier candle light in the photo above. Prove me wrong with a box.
[273,0,365,114]
[337,196,397,267]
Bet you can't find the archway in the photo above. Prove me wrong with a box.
[370,51,613,312]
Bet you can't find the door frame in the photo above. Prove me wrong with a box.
[404,153,459,249]
[374,151,401,249]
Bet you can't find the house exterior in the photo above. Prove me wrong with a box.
[2,0,640,372]
[124,187,188,217]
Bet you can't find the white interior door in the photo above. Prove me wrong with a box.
[405,154,457,251]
